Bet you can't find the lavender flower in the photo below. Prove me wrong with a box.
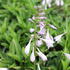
[30,47,35,62]
[41,30,54,49]
[36,48,47,61]
[36,39,43,47]
[24,40,31,55]
[54,33,65,43]
[38,21,45,29]
[24,35,34,55]
[38,28,46,35]
[48,24,57,30]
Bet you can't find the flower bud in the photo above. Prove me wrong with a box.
[54,33,65,43]
[30,47,35,62]
[29,28,35,33]
[24,35,33,55]
[36,48,47,61]
[48,24,57,30]
[24,41,31,55]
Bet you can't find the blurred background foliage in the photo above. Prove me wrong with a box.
[0,0,70,70]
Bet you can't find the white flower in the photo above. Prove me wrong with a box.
[36,48,47,61]
[61,0,64,6]
[42,0,52,9]
[48,24,57,30]
[64,53,70,60]
[41,30,54,49]
[24,40,31,55]
[42,0,45,6]
[30,47,35,62]
[55,0,64,6]
[0,68,8,70]
[37,63,41,70]
[24,35,34,55]
[54,33,65,43]
[29,28,35,33]
[36,39,43,47]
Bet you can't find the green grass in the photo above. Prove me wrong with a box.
[0,0,70,70]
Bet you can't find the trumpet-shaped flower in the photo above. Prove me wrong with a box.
[38,28,46,35]
[64,53,70,60]
[54,33,65,43]
[24,35,34,55]
[36,48,47,61]
[36,39,43,47]
[30,47,35,62]
[48,24,57,30]
[41,30,54,49]
[24,40,31,55]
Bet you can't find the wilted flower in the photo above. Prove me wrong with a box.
[36,48,47,61]
[36,39,43,47]
[48,24,57,30]
[24,35,34,55]
[37,63,41,70]
[30,47,35,62]
[64,53,70,60]
[41,30,54,49]
[55,0,64,6]
[54,33,65,43]
[29,28,35,33]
